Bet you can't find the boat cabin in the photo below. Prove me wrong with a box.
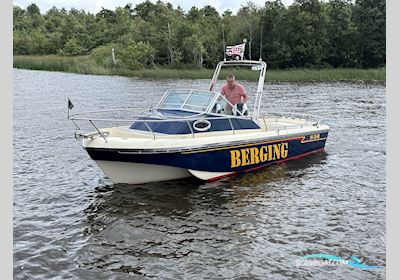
[129,89,259,135]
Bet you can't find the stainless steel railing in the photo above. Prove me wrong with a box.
[69,108,322,141]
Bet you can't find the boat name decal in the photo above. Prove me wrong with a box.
[310,134,321,140]
[230,142,289,168]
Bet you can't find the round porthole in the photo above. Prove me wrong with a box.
[193,119,211,132]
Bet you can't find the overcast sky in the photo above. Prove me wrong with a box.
[13,0,294,15]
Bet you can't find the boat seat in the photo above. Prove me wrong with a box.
[212,103,223,114]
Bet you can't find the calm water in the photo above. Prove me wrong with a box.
[13,69,386,279]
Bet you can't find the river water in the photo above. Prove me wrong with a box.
[13,69,385,279]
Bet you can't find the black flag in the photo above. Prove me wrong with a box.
[68,98,74,110]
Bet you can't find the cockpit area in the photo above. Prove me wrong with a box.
[128,89,258,135]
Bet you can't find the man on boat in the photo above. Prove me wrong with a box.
[220,74,248,115]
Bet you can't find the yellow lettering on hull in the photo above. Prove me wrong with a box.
[230,150,241,168]
[241,149,250,166]
[230,142,289,168]
[249,147,260,165]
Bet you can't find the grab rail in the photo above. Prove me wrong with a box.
[71,117,317,142]
[70,111,258,140]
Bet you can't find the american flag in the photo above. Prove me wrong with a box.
[226,43,246,60]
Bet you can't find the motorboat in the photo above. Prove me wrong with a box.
[69,60,329,184]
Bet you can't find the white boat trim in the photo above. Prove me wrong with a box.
[188,169,234,181]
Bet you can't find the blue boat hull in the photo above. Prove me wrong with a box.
[85,132,328,177]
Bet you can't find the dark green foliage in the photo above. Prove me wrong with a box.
[89,39,155,69]
[324,0,358,67]
[89,44,118,67]
[116,39,155,69]
[260,0,291,67]
[61,38,86,56]
[13,0,385,69]
[352,0,386,67]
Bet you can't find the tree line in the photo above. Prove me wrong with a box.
[13,0,385,69]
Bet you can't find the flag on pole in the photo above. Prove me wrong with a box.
[225,43,246,60]
[68,98,74,110]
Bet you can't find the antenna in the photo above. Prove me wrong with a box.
[259,19,263,61]
[222,25,226,61]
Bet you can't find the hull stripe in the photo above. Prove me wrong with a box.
[182,136,304,154]
[183,135,327,154]
[300,137,328,144]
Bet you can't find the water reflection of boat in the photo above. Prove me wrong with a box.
[230,150,328,186]
[69,60,329,185]
[83,151,327,226]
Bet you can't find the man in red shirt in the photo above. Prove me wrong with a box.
[220,74,248,115]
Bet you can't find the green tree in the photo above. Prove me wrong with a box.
[62,37,86,55]
[13,6,27,31]
[352,0,385,67]
[324,0,358,67]
[26,3,43,28]
[12,0,385,69]
[197,5,222,67]
[27,30,48,54]
[182,34,205,67]
[117,40,155,69]
[282,0,328,67]
[13,30,30,54]
[260,0,291,67]
[132,1,181,65]
[44,7,64,33]
[232,2,262,60]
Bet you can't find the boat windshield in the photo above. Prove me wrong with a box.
[157,89,216,113]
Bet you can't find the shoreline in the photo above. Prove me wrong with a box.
[13,55,386,82]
